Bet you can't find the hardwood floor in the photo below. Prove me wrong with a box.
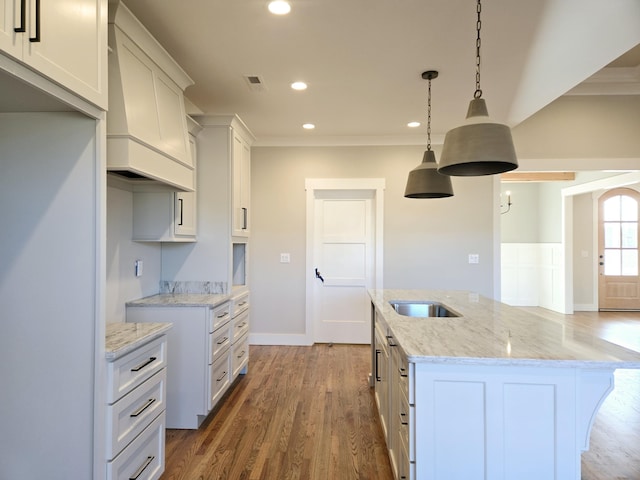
[161,310,640,480]
[161,344,393,480]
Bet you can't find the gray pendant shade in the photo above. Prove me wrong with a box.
[438,98,518,176]
[404,150,454,198]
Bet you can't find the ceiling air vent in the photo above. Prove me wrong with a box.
[244,74,267,91]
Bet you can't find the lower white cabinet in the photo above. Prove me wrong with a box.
[231,291,250,379]
[127,301,236,429]
[106,335,168,480]
[373,308,413,480]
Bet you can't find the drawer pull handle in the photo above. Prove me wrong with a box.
[29,0,40,42]
[217,337,229,345]
[217,312,229,319]
[216,371,228,382]
[130,357,156,372]
[129,455,154,480]
[130,398,156,418]
[237,350,245,358]
[238,301,247,306]
[375,349,381,382]
[14,0,26,32]
[399,412,408,426]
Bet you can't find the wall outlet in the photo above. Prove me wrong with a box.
[468,254,479,264]
[135,259,143,277]
[280,253,291,263]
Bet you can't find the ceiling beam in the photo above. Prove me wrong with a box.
[501,172,576,182]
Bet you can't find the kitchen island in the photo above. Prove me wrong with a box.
[369,289,640,480]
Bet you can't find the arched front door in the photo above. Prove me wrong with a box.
[598,187,640,310]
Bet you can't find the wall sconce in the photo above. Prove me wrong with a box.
[501,191,512,214]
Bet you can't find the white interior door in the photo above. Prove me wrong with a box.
[306,179,384,345]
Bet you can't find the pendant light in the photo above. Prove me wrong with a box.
[404,71,454,198]
[438,0,518,176]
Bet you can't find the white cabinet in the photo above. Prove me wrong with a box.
[106,335,168,480]
[194,115,254,240]
[231,291,250,379]
[374,314,390,440]
[0,0,107,108]
[232,131,251,237]
[373,308,414,480]
[160,114,254,289]
[127,301,233,429]
[132,187,196,242]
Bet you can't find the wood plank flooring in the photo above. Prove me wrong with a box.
[161,310,640,480]
[161,344,392,480]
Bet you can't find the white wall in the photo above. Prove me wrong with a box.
[106,177,162,323]
[501,183,540,243]
[250,145,496,338]
[572,192,595,308]
[0,112,98,478]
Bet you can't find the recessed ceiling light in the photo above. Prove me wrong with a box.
[268,1,291,15]
[302,123,315,130]
[291,81,307,91]
[407,121,421,128]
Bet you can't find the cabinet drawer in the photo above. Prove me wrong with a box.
[399,430,414,480]
[107,336,167,404]
[106,369,166,460]
[209,353,230,410]
[209,302,231,333]
[106,411,165,480]
[399,357,409,403]
[210,324,231,364]
[232,333,249,378]
[399,386,410,455]
[231,310,249,343]
[232,292,249,318]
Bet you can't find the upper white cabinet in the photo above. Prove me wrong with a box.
[232,131,251,237]
[107,2,194,192]
[0,0,108,109]
[194,115,254,238]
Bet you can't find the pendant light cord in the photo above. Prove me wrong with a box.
[474,0,482,99]
[426,77,432,151]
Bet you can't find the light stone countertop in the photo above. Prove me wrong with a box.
[105,322,173,360]
[369,289,640,368]
[126,293,230,308]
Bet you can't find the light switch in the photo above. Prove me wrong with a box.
[280,253,291,263]
[468,254,479,264]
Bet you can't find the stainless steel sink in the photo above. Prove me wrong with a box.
[389,300,460,318]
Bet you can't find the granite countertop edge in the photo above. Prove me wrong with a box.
[125,293,231,308]
[106,322,173,361]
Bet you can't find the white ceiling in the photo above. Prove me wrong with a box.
[120,0,640,146]
[3,0,639,144]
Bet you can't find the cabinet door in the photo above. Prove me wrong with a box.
[0,0,21,57]
[175,132,197,236]
[174,191,196,236]
[24,0,107,108]
[232,131,250,237]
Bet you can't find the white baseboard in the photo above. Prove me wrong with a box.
[249,333,313,346]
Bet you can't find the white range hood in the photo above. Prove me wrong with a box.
[107,2,195,192]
